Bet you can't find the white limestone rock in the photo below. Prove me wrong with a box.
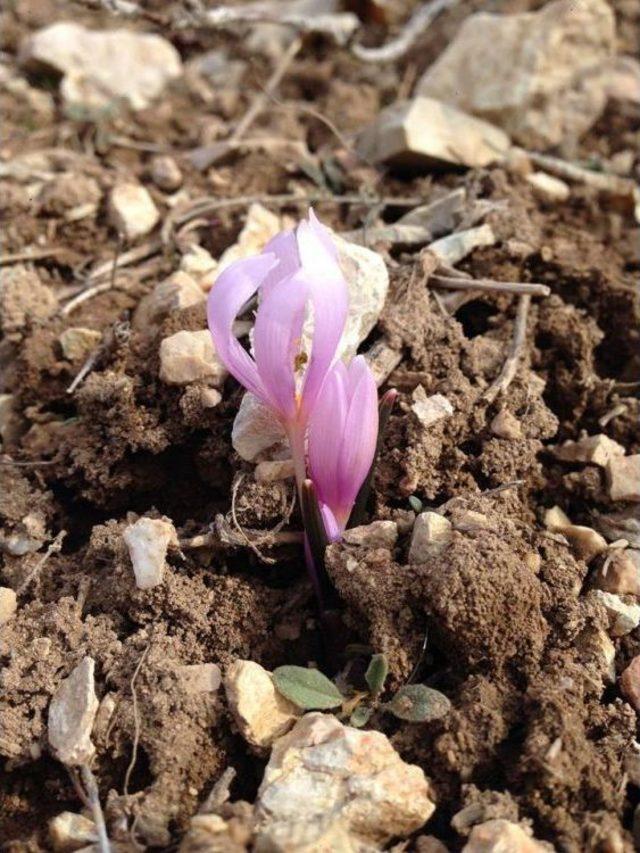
[255,713,436,849]
[20,23,182,113]
[0,587,17,627]
[343,520,398,549]
[48,657,99,766]
[108,183,159,241]
[411,387,453,428]
[357,97,510,170]
[593,590,640,637]
[159,330,227,387]
[225,660,299,750]
[416,0,615,149]
[59,327,101,361]
[123,516,178,590]
[409,512,452,562]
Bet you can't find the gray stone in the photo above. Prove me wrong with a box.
[48,657,99,766]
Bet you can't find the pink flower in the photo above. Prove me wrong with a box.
[206,210,348,431]
[308,356,379,536]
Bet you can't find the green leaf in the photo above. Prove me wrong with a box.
[350,705,373,728]
[273,666,344,710]
[408,495,423,513]
[384,685,451,723]
[365,654,389,696]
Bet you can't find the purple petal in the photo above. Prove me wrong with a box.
[207,254,277,401]
[308,362,348,510]
[260,229,299,300]
[295,219,348,415]
[337,357,379,510]
[320,503,341,542]
[253,270,309,421]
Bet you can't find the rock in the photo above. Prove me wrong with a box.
[108,183,159,241]
[333,235,389,361]
[199,387,222,409]
[1,512,48,556]
[365,338,403,387]
[411,387,454,428]
[621,656,640,711]
[452,510,493,533]
[596,507,640,548]
[49,812,97,851]
[225,660,299,750]
[150,155,183,192]
[409,513,453,563]
[604,56,640,104]
[553,434,626,467]
[176,663,222,695]
[159,330,227,387]
[462,819,551,852]
[232,393,288,462]
[416,0,615,149]
[59,327,102,361]
[133,271,204,330]
[48,657,99,766]
[180,245,218,287]
[526,172,570,203]
[0,587,17,626]
[254,459,296,483]
[0,265,57,339]
[0,394,25,446]
[123,516,178,590]
[255,712,435,849]
[607,455,640,502]
[218,203,282,273]
[343,520,398,549]
[592,549,640,596]
[585,626,616,684]
[490,409,523,440]
[593,590,640,637]
[357,97,510,170]
[179,813,251,853]
[427,224,496,266]
[544,506,607,562]
[20,23,182,113]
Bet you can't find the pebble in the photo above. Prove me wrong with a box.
[544,506,607,562]
[255,712,435,849]
[20,23,182,113]
[108,182,159,241]
[180,245,218,287]
[0,394,24,446]
[490,409,523,440]
[224,660,299,750]
[409,512,452,563]
[592,549,640,597]
[0,265,57,340]
[357,96,510,170]
[48,657,99,766]
[254,459,296,483]
[411,387,454,428]
[133,271,204,330]
[526,172,570,203]
[123,516,178,590]
[59,327,102,361]
[159,330,227,387]
[199,387,222,409]
[217,203,282,273]
[596,507,640,548]
[553,434,626,467]
[150,155,183,192]
[593,590,640,637]
[0,587,17,626]
[342,520,398,549]
[416,0,615,149]
[607,455,640,502]
[176,663,222,695]
[621,656,640,711]
[49,812,97,851]
[462,818,551,852]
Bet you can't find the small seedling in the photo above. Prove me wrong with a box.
[273,654,451,729]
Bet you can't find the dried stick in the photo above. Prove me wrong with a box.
[79,765,112,853]
[0,248,62,266]
[482,295,531,403]
[123,643,151,797]
[352,0,459,62]
[525,149,638,197]
[17,531,66,595]
[194,6,359,45]
[430,275,550,297]
[233,36,302,141]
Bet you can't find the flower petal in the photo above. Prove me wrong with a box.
[295,219,348,414]
[308,362,348,510]
[260,229,299,300]
[253,270,309,421]
[337,357,379,512]
[207,254,277,401]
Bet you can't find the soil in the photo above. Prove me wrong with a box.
[1,0,639,851]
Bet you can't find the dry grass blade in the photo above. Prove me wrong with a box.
[482,294,532,403]
[430,275,550,297]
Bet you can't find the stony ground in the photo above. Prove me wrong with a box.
[0,0,639,851]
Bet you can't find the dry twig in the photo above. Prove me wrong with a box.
[17,531,66,595]
[482,295,531,403]
[352,0,459,62]
[430,275,550,298]
[123,643,151,797]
